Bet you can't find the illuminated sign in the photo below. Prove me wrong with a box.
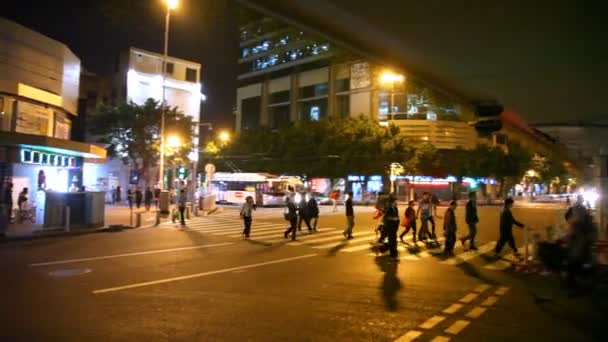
[20,148,76,168]
[347,175,365,182]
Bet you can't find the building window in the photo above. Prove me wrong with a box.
[269,90,290,104]
[335,78,350,93]
[299,98,327,121]
[269,105,290,129]
[336,95,350,118]
[241,97,261,130]
[186,68,198,82]
[165,62,174,75]
[299,83,328,99]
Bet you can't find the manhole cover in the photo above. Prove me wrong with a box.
[48,268,92,277]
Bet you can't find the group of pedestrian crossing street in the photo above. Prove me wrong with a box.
[367,191,527,262]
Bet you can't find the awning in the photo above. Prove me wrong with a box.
[0,132,107,159]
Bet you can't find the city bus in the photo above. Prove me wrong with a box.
[210,172,303,206]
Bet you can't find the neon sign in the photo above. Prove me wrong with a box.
[20,148,77,168]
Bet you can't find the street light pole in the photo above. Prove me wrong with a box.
[159,0,175,190]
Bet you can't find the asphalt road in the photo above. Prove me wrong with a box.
[0,204,605,341]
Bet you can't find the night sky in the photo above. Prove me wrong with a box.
[3,0,238,130]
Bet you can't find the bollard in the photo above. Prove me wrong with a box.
[135,212,142,228]
[186,206,191,219]
[155,210,161,226]
[65,206,71,232]
[193,205,199,217]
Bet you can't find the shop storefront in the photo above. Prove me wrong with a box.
[346,175,384,203]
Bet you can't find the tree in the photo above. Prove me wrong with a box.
[219,116,415,179]
[89,99,197,185]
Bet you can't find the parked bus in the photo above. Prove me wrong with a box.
[211,172,303,206]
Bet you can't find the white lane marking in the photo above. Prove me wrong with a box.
[419,315,446,330]
[266,229,341,243]
[212,226,287,236]
[495,286,510,296]
[459,293,478,303]
[312,233,376,249]
[187,223,285,232]
[444,320,470,335]
[430,336,451,342]
[281,230,348,244]
[466,306,487,319]
[29,243,234,267]
[343,235,416,253]
[481,296,499,307]
[394,330,422,342]
[93,253,318,294]
[225,227,324,238]
[473,284,492,293]
[441,242,496,265]
[484,243,532,270]
[442,303,464,314]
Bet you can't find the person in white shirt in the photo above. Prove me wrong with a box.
[240,196,256,238]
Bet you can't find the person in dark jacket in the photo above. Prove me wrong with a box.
[343,191,355,239]
[494,197,524,257]
[378,195,400,260]
[307,194,320,231]
[144,186,153,211]
[400,200,417,243]
[115,185,122,204]
[283,195,298,241]
[460,192,479,250]
[443,201,458,257]
[297,193,312,232]
[127,187,134,209]
[135,187,143,209]
[154,186,161,208]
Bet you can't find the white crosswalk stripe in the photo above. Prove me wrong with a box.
[171,214,534,271]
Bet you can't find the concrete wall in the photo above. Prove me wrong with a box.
[0,18,81,115]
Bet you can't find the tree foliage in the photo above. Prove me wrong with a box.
[89,99,196,184]
[219,116,415,178]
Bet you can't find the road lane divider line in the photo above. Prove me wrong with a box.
[442,303,464,314]
[29,243,235,267]
[495,286,510,296]
[419,315,446,330]
[473,284,492,293]
[313,233,377,249]
[465,306,487,319]
[394,330,422,342]
[458,292,478,303]
[93,253,318,294]
[429,336,451,342]
[441,242,496,265]
[444,320,470,335]
[480,295,499,306]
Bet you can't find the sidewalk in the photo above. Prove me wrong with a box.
[1,204,219,241]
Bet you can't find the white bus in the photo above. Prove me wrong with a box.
[211,172,303,206]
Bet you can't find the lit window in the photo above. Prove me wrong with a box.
[310,106,320,121]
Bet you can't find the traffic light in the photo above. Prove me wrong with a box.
[474,102,503,135]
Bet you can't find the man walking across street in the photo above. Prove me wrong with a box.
[283,195,298,241]
[494,197,524,257]
[240,196,256,238]
[379,194,400,260]
[443,201,458,257]
[400,200,417,244]
[460,192,479,250]
[297,193,313,232]
[417,192,435,241]
[343,191,355,239]
[178,188,188,226]
[307,194,319,231]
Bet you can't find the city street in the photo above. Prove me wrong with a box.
[1,205,605,341]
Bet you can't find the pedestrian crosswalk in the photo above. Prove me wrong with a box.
[162,215,527,271]
[212,205,374,220]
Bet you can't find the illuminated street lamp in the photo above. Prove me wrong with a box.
[159,0,179,190]
[379,70,405,121]
[218,131,230,143]
[166,134,181,148]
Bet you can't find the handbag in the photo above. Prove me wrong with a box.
[401,217,411,227]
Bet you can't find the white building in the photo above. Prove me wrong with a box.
[116,47,202,121]
[82,48,204,194]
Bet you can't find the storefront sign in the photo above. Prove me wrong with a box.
[20,148,76,168]
[347,175,365,182]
